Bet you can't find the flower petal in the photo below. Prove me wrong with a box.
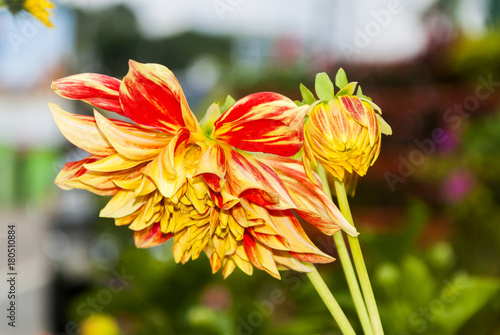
[100,190,147,218]
[339,95,365,126]
[83,154,146,172]
[52,73,124,115]
[94,110,172,160]
[260,155,358,237]
[55,155,130,196]
[273,251,312,272]
[134,222,173,248]
[119,60,200,134]
[213,92,308,156]
[243,233,280,279]
[195,144,227,179]
[49,103,116,156]
[143,128,191,198]
[55,156,99,190]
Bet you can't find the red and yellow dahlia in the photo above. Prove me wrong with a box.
[50,60,356,279]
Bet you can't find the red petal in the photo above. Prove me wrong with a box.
[134,222,173,248]
[119,60,200,134]
[52,73,124,115]
[213,92,307,156]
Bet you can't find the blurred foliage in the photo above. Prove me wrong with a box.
[75,5,231,76]
[448,30,500,80]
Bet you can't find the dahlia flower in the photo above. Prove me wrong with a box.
[50,60,357,279]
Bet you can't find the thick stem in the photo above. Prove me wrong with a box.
[306,264,356,335]
[333,179,384,335]
[317,166,374,335]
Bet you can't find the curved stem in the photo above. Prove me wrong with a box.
[333,179,384,335]
[317,166,374,335]
[306,264,356,335]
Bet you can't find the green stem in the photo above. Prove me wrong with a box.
[306,264,356,335]
[333,179,384,335]
[317,166,374,335]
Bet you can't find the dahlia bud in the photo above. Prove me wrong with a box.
[301,70,392,184]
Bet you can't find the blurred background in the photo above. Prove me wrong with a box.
[1,0,500,334]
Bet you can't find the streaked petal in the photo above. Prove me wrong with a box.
[49,103,116,156]
[363,103,379,146]
[119,60,200,134]
[243,233,280,279]
[289,251,334,264]
[213,92,308,156]
[52,73,124,115]
[134,222,173,248]
[225,150,294,207]
[94,110,172,160]
[339,95,365,126]
[195,144,227,179]
[55,156,100,190]
[260,155,358,237]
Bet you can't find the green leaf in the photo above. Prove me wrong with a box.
[401,255,436,306]
[335,82,358,97]
[361,98,380,112]
[300,83,316,105]
[199,103,221,137]
[220,95,235,113]
[432,274,500,334]
[356,85,364,97]
[376,114,392,135]
[335,68,349,89]
[314,72,334,100]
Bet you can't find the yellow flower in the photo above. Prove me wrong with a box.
[4,0,54,27]
[302,71,392,183]
[80,314,121,335]
[50,60,357,279]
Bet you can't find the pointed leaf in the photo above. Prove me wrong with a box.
[300,83,316,105]
[336,82,358,97]
[335,68,348,89]
[220,95,236,113]
[315,72,334,100]
[376,114,392,135]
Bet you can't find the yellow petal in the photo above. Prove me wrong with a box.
[49,103,115,156]
[94,110,171,160]
[84,154,146,172]
[100,190,147,218]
